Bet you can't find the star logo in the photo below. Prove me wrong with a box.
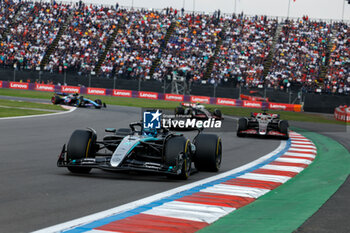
[143,110,162,129]
[150,110,162,122]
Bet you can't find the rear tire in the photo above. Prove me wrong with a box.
[66,130,96,174]
[175,107,185,115]
[51,95,61,105]
[279,120,289,139]
[164,136,191,180]
[194,134,222,172]
[237,118,248,137]
[213,109,222,118]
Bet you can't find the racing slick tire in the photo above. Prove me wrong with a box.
[66,129,96,174]
[51,95,62,105]
[164,136,191,180]
[175,107,185,115]
[194,134,222,172]
[237,118,248,137]
[213,109,222,118]
[77,96,84,107]
[279,120,289,139]
[94,99,102,109]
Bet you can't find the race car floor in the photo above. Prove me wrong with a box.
[0,104,281,233]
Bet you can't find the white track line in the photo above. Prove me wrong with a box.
[0,106,76,120]
[276,157,312,164]
[261,165,304,173]
[32,141,287,233]
[201,184,270,199]
[287,148,317,153]
[144,201,234,224]
[284,152,316,159]
[84,230,116,233]
[237,173,291,183]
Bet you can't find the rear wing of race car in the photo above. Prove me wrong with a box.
[251,112,280,118]
[181,102,197,108]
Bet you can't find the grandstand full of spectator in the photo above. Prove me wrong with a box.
[323,23,350,95]
[100,8,172,79]
[154,13,224,81]
[0,0,22,40]
[0,0,349,95]
[44,3,120,75]
[265,19,331,91]
[0,1,71,70]
[211,15,277,87]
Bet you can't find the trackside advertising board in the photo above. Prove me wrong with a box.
[9,82,28,90]
[35,84,55,92]
[0,81,303,112]
[190,95,210,104]
[165,94,184,102]
[61,85,80,93]
[334,106,350,122]
[113,89,132,97]
[242,100,262,109]
[269,103,295,111]
[216,98,236,106]
[87,87,106,96]
[139,91,158,100]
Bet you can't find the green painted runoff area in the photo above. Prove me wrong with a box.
[198,129,350,233]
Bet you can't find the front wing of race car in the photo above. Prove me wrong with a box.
[57,143,186,176]
[79,98,106,108]
[238,128,288,137]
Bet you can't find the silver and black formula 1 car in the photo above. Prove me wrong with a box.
[175,102,223,120]
[237,112,289,139]
[51,92,106,109]
[57,122,222,179]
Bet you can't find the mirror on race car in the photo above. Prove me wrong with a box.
[105,128,116,133]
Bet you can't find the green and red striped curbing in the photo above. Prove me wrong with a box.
[198,129,350,233]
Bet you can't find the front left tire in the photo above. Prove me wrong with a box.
[94,99,102,109]
[164,136,191,180]
[66,129,96,174]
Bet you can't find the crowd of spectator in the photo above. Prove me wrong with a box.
[211,15,277,87]
[100,8,173,79]
[323,23,350,95]
[0,1,349,95]
[153,13,223,81]
[44,3,120,74]
[0,0,21,40]
[0,1,70,70]
[265,19,330,91]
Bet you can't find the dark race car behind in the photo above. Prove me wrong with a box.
[51,92,106,109]
[237,112,289,139]
[175,102,223,120]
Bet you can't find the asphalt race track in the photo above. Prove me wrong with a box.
[0,103,282,233]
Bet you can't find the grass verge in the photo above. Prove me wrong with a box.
[0,97,67,118]
[0,88,345,124]
[0,99,66,111]
[0,107,55,118]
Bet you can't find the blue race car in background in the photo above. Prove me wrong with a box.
[51,93,106,109]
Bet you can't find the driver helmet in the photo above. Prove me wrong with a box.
[143,128,157,137]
